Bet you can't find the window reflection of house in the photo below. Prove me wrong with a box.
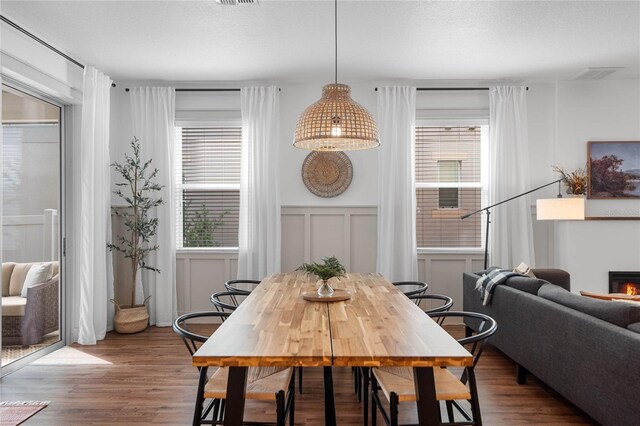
[416,125,487,248]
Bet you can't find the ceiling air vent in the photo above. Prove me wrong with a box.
[216,0,258,5]
[572,67,624,80]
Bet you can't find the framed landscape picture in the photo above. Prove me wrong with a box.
[588,141,640,199]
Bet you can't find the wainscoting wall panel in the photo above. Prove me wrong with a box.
[176,250,238,314]
[349,214,377,274]
[309,214,345,264]
[174,206,485,316]
[281,213,305,272]
[280,207,378,273]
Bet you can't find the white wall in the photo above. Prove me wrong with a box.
[526,79,640,293]
[0,20,83,103]
[112,82,490,208]
[280,82,379,206]
[110,78,640,305]
[110,81,486,314]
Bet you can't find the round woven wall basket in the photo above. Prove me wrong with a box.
[302,151,353,198]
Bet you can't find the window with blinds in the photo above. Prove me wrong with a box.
[415,125,487,248]
[176,126,241,248]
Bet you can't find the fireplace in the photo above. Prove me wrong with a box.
[609,271,640,295]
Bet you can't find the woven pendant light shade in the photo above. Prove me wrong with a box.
[293,83,379,151]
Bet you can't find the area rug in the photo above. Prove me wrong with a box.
[0,401,49,426]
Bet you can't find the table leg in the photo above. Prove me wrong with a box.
[413,367,441,426]
[224,366,248,426]
[323,366,337,426]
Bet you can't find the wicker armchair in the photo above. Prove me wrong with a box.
[2,262,59,346]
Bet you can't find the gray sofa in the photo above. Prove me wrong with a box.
[463,268,640,426]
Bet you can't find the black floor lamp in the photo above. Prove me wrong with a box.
[460,178,580,270]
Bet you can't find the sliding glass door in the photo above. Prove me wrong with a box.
[1,85,63,371]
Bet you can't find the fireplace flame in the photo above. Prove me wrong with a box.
[623,283,638,296]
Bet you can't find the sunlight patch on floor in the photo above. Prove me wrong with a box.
[31,347,112,366]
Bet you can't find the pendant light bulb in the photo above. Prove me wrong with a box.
[331,116,342,137]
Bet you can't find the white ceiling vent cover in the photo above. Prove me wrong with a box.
[216,0,258,5]
[572,67,624,80]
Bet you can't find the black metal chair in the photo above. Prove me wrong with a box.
[173,311,295,426]
[370,311,497,426]
[392,281,429,303]
[210,290,249,315]
[224,279,261,295]
[224,280,261,305]
[408,294,454,324]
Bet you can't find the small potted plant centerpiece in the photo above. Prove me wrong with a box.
[297,256,346,297]
[108,137,164,333]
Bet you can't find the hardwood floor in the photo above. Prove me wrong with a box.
[0,325,596,425]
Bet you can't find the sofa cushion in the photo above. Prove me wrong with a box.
[538,283,640,328]
[1,296,27,316]
[2,262,16,297]
[20,262,53,298]
[531,268,571,291]
[628,322,640,333]
[9,263,33,296]
[505,276,548,295]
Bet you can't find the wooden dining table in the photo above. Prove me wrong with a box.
[192,273,473,426]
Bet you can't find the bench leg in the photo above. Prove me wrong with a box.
[516,364,528,385]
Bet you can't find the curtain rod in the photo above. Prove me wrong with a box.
[1,15,84,69]
[375,87,529,91]
[0,15,121,88]
[124,88,280,92]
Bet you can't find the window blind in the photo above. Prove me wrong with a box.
[181,127,241,185]
[177,126,241,248]
[415,125,486,248]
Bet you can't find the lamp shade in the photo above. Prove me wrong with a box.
[293,83,379,151]
[536,197,585,220]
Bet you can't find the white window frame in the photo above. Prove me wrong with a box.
[175,121,242,252]
[415,118,489,251]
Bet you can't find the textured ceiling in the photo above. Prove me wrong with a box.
[1,0,639,82]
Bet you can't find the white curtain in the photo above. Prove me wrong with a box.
[489,86,535,268]
[130,87,177,326]
[237,86,281,280]
[376,86,418,282]
[76,66,114,345]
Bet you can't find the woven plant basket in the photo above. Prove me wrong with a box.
[111,297,150,334]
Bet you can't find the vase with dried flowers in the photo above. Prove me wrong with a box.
[552,165,587,195]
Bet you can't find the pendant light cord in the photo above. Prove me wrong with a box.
[334,0,338,84]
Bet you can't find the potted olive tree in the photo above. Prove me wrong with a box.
[108,137,164,333]
[297,256,346,297]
